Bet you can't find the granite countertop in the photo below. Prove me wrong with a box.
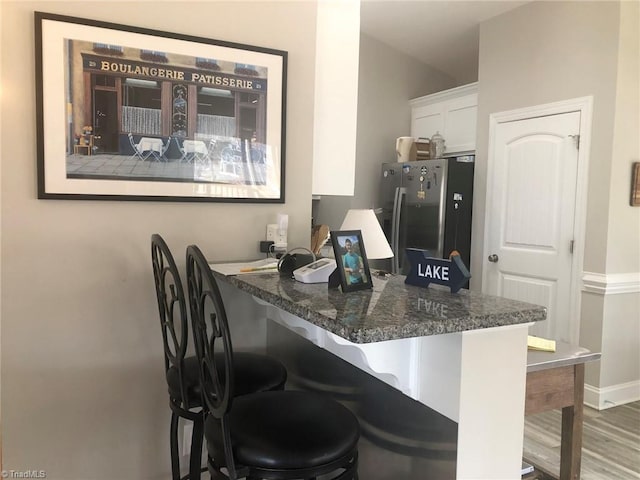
[213,271,547,344]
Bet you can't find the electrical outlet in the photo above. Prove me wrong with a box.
[267,223,286,250]
[274,232,287,248]
[266,224,278,242]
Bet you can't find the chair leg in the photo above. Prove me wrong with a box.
[189,413,205,480]
[170,411,181,480]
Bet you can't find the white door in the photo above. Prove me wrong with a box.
[484,111,580,342]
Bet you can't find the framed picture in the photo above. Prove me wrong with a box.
[35,12,287,202]
[330,230,373,292]
[631,162,640,206]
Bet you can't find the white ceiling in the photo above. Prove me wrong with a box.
[360,0,530,84]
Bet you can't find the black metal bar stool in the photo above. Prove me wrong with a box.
[151,234,287,480]
[186,244,360,480]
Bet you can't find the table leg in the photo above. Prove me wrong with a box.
[559,363,584,480]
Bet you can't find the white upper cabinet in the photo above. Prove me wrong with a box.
[410,82,478,155]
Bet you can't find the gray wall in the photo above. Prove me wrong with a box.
[598,0,640,396]
[474,1,639,399]
[314,33,454,230]
[1,1,316,478]
[606,0,640,273]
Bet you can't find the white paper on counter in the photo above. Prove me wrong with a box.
[209,258,279,275]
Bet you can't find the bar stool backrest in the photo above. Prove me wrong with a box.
[185,244,235,418]
[151,233,191,409]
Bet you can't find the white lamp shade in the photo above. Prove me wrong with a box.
[340,209,394,259]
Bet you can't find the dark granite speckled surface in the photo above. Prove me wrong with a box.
[213,271,547,344]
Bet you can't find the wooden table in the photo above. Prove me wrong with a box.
[525,343,601,480]
[73,134,93,155]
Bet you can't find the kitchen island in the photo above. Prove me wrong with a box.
[212,269,547,479]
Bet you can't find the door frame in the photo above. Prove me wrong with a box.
[482,96,593,344]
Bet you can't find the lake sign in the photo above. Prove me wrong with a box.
[405,248,471,293]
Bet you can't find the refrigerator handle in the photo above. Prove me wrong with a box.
[391,187,406,274]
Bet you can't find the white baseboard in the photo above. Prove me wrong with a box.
[584,380,640,410]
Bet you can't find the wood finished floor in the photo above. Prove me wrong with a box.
[523,401,640,480]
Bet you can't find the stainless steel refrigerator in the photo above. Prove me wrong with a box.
[379,155,474,278]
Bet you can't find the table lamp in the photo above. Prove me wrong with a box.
[340,209,393,260]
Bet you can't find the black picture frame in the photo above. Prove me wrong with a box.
[330,230,373,292]
[35,12,287,202]
[631,162,640,206]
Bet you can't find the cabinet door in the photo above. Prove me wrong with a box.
[411,103,445,140]
[444,94,477,153]
[312,0,359,196]
[410,85,478,155]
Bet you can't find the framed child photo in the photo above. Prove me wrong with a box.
[330,230,373,293]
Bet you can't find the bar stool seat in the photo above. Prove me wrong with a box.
[206,390,359,471]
